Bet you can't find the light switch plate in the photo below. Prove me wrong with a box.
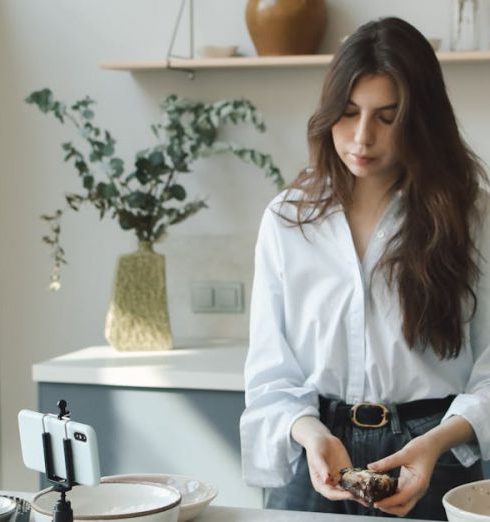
[191,283,214,311]
[191,281,244,313]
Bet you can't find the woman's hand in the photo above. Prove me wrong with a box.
[368,415,476,517]
[291,416,355,501]
[367,435,439,516]
[305,432,357,501]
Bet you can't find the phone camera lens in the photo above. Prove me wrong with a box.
[75,432,87,442]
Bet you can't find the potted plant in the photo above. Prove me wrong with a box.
[27,89,284,350]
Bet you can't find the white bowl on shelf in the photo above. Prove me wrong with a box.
[197,45,238,58]
[31,482,181,522]
[443,479,490,521]
[102,474,217,522]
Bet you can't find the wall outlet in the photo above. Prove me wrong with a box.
[191,281,244,313]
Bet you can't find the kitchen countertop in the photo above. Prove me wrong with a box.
[0,492,429,522]
[194,505,430,521]
[32,338,248,391]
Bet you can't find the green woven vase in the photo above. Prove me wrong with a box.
[105,241,173,351]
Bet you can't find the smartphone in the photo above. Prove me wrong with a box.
[18,409,100,486]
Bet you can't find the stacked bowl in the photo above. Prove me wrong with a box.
[443,479,490,522]
[31,482,181,522]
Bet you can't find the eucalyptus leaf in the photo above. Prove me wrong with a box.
[96,182,119,199]
[118,210,138,230]
[154,224,167,241]
[82,109,94,120]
[169,184,186,201]
[149,151,165,167]
[126,191,156,210]
[109,158,124,177]
[76,160,89,175]
[83,175,94,190]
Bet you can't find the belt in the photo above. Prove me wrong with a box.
[319,395,456,429]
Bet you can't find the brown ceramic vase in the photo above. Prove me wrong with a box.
[246,0,327,56]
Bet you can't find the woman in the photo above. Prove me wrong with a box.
[240,17,490,520]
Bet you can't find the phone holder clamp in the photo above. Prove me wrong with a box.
[42,400,75,522]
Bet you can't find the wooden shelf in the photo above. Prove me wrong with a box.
[99,55,333,71]
[99,51,490,72]
[438,50,490,62]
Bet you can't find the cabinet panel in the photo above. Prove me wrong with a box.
[38,383,262,508]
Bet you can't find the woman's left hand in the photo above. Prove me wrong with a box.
[367,435,440,517]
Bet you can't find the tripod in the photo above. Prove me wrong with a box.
[42,400,75,522]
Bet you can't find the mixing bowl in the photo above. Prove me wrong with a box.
[102,474,217,522]
[31,482,181,522]
[443,479,490,521]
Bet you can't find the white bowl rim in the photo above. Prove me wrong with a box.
[0,496,17,517]
[101,473,218,508]
[442,479,490,521]
[32,483,182,520]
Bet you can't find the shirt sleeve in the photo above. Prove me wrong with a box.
[240,205,319,487]
[442,194,490,466]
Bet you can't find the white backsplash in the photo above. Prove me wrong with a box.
[163,234,256,339]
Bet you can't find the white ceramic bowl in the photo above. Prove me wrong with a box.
[102,474,217,522]
[197,45,238,58]
[443,479,490,521]
[0,497,17,519]
[31,482,181,522]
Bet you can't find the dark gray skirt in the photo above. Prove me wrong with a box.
[265,398,483,520]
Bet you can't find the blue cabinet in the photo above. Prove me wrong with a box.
[38,382,262,508]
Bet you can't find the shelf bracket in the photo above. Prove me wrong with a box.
[167,65,195,80]
[166,0,196,78]
[167,0,195,61]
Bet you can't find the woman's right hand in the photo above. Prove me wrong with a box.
[291,416,355,501]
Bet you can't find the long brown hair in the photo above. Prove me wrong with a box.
[283,17,487,359]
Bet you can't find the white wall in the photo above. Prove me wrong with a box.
[0,0,489,491]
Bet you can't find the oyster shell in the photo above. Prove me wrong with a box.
[339,467,398,505]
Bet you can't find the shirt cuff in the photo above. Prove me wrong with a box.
[441,393,489,466]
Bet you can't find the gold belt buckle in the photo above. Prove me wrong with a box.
[350,402,390,428]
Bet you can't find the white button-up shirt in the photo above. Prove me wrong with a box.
[240,189,490,487]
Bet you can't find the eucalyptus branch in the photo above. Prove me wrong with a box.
[199,142,285,190]
[27,88,284,289]
[161,171,176,199]
[41,209,67,291]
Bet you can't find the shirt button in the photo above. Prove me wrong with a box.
[376,230,385,239]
